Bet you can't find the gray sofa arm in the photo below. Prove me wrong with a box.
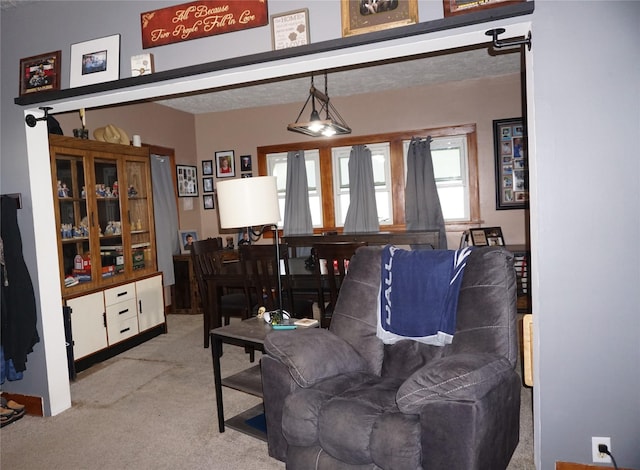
[396,353,515,414]
[264,328,369,388]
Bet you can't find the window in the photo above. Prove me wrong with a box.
[258,124,479,233]
[331,143,392,227]
[403,135,469,221]
[266,150,322,227]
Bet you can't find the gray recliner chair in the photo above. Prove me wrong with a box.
[261,246,521,469]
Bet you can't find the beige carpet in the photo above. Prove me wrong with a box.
[1,314,533,469]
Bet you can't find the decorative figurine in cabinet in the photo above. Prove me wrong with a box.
[49,135,158,295]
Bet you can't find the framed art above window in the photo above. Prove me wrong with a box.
[494,117,528,210]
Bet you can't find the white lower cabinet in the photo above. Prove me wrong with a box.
[67,291,108,360]
[66,273,165,363]
[136,274,165,332]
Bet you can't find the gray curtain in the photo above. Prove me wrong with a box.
[344,145,379,233]
[283,150,313,256]
[404,137,447,249]
[151,154,179,286]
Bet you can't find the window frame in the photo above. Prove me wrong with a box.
[257,124,479,234]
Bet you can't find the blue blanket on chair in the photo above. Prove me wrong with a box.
[377,246,473,346]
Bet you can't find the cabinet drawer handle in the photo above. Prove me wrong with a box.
[118,309,129,315]
[120,327,130,334]
[117,291,128,297]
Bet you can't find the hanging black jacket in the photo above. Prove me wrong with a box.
[1,195,40,373]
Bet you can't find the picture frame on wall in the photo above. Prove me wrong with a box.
[203,194,215,210]
[443,0,524,17]
[179,229,198,254]
[176,164,198,197]
[202,177,214,193]
[19,51,61,96]
[340,0,418,37]
[202,159,213,175]
[215,150,235,178]
[469,227,505,247]
[271,8,310,50]
[240,155,252,172]
[494,117,528,210]
[70,34,121,88]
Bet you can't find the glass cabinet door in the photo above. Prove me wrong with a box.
[125,159,155,273]
[94,158,125,280]
[55,156,91,289]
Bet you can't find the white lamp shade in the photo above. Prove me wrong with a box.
[217,176,281,229]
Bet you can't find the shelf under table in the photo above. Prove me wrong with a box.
[225,403,266,442]
[222,364,262,397]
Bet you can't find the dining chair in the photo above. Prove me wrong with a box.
[312,242,367,328]
[191,238,250,345]
[239,244,314,319]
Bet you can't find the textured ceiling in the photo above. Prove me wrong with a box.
[156,46,522,114]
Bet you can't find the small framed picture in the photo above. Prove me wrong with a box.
[215,150,235,178]
[203,194,215,210]
[70,34,121,88]
[494,117,528,210]
[176,164,198,197]
[202,177,214,193]
[241,173,253,178]
[240,155,252,172]
[341,0,418,37]
[179,229,198,254]
[202,160,213,176]
[130,53,154,77]
[19,51,61,96]
[271,8,310,50]
[443,0,524,17]
[469,227,505,247]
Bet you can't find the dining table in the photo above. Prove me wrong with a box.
[201,255,315,347]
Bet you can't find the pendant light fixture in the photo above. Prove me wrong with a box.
[287,72,351,137]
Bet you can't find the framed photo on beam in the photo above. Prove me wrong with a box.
[341,0,418,37]
[443,0,524,17]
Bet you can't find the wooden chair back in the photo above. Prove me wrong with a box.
[239,244,293,314]
[312,242,367,327]
[190,238,223,311]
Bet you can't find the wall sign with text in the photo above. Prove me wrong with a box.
[141,0,269,49]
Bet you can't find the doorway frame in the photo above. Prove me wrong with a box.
[22,14,535,439]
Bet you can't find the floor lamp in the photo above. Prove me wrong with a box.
[216,176,285,322]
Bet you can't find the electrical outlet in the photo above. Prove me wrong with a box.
[592,436,612,463]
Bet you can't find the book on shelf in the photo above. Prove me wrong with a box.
[100,244,123,252]
[131,242,151,249]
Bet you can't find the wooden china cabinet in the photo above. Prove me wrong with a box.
[49,135,166,373]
